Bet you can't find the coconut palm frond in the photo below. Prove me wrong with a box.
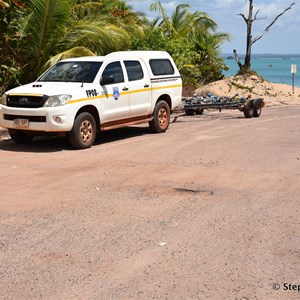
[213,32,232,43]
[43,46,96,70]
[171,4,190,34]
[59,20,131,55]
[73,2,104,20]
[150,1,175,36]
[192,11,217,32]
[117,22,145,38]
[24,0,73,62]
[149,16,161,29]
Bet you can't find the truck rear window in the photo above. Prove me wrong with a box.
[149,59,174,76]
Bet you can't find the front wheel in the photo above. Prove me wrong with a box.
[149,100,170,133]
[9,129,34,144]
[68,112,97,149]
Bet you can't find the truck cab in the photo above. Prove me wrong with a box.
[0,51,182,148]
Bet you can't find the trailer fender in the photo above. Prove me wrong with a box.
[253,98,264,117]
[243,100,254,118]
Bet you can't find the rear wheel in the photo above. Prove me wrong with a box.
[149,100,170,133]
[253,99,262,117]
[243,100,254,118]
[195,108,204,115]
[9,130,34,144]
[68,112,97,149]
[185,109,195,116]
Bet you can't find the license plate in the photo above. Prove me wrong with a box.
[13,118,29,127]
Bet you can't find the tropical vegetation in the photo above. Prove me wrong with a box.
[0,0,230,95]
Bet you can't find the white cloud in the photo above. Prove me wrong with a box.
[161,1,179,11]
[214,0,243,10]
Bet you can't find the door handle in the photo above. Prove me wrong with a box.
[122,87,129,91]
[144,84,149,88]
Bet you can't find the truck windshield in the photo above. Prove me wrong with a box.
[38,61,103,83]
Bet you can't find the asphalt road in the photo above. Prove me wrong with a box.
[0,106,300,299]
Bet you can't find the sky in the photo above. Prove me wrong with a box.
[126,0,300,54]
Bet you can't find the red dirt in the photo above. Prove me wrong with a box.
[0,105,300,299]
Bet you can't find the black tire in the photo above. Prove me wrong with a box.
[149,100,170,133]
[185,109,195,116]
[243,100,254,118]
[68,112,97,149]
[9,130,34,144]
[195,108,204,115]
[253,99,262,117]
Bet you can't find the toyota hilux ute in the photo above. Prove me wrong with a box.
[0,51,182,149]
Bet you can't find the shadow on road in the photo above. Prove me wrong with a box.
[0,112,249,153]
[177,113,246,122]
[0,126,150,153]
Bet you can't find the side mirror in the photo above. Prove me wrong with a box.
[100,75,114,85]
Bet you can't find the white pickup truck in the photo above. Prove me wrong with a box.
[0,51,182,148]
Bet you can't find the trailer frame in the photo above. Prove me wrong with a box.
[182,94,265,118]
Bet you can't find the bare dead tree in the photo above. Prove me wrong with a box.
[234,1,295,74]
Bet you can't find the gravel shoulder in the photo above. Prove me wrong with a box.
[0,106,300,299]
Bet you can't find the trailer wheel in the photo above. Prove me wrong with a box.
[149,100,170,133]
[185,109,195,116]
[243,100,254,118]
[195,108,204,115]
[9,130,34,144]
[68,112,97,149]
[253,99,262,117]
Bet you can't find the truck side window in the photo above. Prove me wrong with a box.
[149,59,175,76]
[102,61,124,84]
[124,61,144,81]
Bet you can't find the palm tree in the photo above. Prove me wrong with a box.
[149,1,222,39]
[148,1,230,86]
[7,0,144,83]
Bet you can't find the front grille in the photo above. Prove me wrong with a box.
[7,95,48,108]
[4,114,46,122]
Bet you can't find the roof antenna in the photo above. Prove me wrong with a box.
[81,81,84,87]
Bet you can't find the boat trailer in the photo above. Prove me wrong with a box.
[181,94,265,118]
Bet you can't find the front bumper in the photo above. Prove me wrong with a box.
[0,104,76,132]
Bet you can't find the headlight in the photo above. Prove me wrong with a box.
[44,94,71,107]
[0,93,7,105]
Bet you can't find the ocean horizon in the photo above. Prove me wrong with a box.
[223,54,300,88]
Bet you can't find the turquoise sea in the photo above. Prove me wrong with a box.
[223,55,300,87]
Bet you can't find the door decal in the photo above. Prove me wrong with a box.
[113,87,120,100]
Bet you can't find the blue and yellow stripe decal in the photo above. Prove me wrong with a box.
[68,83,182,105]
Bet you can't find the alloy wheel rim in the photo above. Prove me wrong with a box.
[158,107,168,129]
[80,120,93,142]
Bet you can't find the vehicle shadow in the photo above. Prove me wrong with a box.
[175,113,246,122]
[0,126,151,153]
[200,113,246,120]
[95,126,150,146]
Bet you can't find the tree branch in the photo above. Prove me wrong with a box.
[237,13,248,23]
[252,2,295,45]
[233,49,243,69]
[253,9,260,21]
